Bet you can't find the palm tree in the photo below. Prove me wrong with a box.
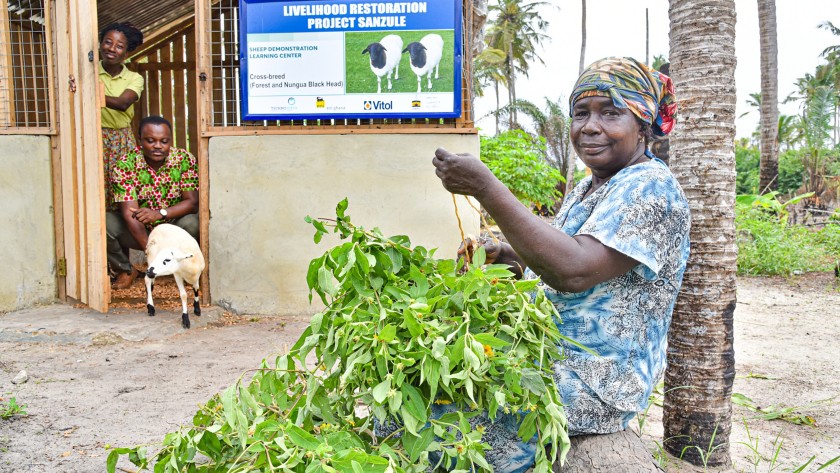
[473,48,507,135]
[758,0,780,193]
[485,0,550,126]
[579,0,587,75]
[664,0,737,467]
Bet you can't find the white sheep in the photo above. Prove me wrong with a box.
[361,34,403,93]
[144,224,205,329]
[403,34,444,93]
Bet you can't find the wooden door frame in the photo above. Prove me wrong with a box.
[52,0,109,311]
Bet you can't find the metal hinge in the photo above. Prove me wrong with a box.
[57,258,67,277]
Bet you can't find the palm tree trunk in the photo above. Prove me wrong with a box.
[579,0,587,75]
[494,80,501,135]
[645,8,650,66]
[758,0,780,193]
[665,0,737,467]
[507,38,517,126]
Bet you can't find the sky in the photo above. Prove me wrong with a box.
[473,0,840,139]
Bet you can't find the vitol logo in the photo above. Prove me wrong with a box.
[363,100,393,111]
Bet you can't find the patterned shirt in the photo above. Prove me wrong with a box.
[527,156,691,414]
[111,147,199,227]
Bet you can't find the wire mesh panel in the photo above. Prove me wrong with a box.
[0,0,53,130]
[204,0,474,132]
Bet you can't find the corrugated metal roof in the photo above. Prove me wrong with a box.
[97,0,194,37]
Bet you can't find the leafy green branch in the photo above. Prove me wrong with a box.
[108,199,573,473]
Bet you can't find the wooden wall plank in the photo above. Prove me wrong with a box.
[147,51,160,116]
[0,0,15,125]
[195,0,210,304]
[53,0,82,300]
[159,42,173,125]
[185,27,198,156]
[75,0,108,311]
[173,35,187,148]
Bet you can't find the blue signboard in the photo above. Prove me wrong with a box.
[239,0,463,120]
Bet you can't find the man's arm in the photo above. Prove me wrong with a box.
[119,200,150,249]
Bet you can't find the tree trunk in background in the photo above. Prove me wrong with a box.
[757,0,779,192]
[579,0,587,74]
[665,0,737,468]
[470,0,488,57]
[646,8,650,66]
[650,63,672,166]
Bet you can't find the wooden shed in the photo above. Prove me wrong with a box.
[0,0,482,314]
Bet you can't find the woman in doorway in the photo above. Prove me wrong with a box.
[99,22,144,211]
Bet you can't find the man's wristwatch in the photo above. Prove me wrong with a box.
[159,208,168,219]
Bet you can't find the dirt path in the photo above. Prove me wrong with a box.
[1,275,838,473]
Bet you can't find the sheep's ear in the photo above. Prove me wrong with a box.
[362,45,371,55]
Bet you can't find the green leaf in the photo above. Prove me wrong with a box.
[318,266,338,297]
[372,379,390,404]
[520,368,547,394]
[402,428,435,462]
[378,324,397,342]
[336,198,349,219]
[403,310,423,337]
[401,384,428,424]
[517,411,539,441]
[473,333,511,348]
[353,245,370,274]
[287,424,321,450]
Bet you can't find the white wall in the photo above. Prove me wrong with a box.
[0,135,56,311]
[208,133,480,315]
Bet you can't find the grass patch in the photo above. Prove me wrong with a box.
[345,30,456,94]
[736,203,840,276]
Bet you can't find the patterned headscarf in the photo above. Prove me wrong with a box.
[569,57,677,137]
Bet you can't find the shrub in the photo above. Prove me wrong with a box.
[480,130,564,212]
[736,201,840,276]
[736,144,804,195]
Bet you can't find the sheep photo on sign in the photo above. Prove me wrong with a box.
[345,30,455,94]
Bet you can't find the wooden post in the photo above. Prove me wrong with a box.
[0,0,16,126]
[195,0,211,305]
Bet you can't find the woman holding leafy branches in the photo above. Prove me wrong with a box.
[432,57,690,472]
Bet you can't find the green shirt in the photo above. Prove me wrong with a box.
[99,63,144,129]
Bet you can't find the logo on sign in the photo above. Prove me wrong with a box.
[363,100,393,111]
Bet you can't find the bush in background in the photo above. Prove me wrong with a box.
[736,201,839,276]
[480,130,564,213]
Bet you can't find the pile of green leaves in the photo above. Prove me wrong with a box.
[107,199,573,473]
[480,130,564,212]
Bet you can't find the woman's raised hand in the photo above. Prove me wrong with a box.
[432,148,496,198]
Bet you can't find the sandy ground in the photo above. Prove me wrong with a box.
[0,274,839,473]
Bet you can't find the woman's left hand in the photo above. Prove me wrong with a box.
[432,147,497,198]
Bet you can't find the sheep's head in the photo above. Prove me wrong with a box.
[146,248,194,278]
[403,42,427,68]
[362,42,387,69]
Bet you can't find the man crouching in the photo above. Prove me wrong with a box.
[107,115,199,289]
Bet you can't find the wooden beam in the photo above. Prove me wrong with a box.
[75,0,108,311]
[54,0,82,300]
[202,127,479,136]
[0,0,16,126]
[195,0,211,305]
